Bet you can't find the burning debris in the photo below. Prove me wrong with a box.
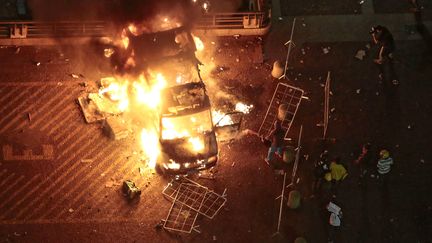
[77,17,253,174]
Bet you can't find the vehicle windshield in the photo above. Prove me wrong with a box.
[161,109,213,140]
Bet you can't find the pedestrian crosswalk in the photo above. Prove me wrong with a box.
[0,82,162,224]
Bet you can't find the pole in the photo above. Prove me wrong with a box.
[279,17,297,80]
[287,125,303,188]
[274,172,287,235]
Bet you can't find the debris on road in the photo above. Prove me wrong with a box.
[355,50,366,60]
[27,112,31,122]
[71,74,80,79]
[68,208,74,213]
[123,180,141,200]
[15,47,20,54]
[322,47,330,54]
[34,61,41,66]
[356,89,361,94]
[81,159,93,163]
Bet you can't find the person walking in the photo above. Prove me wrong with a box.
[264,120,285,165]
[370,25,399,85]
[377,149,394,187]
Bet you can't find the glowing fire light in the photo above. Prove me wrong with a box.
[140,129,160,168]
[235,102,254,114]
[189,137,204,152]
[192,35,204,51]
[104,48,115,58]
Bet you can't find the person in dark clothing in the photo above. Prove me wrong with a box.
[311,150,330,198]
[354,143,373,181]
[370,25,399,85]
[264,120,285,164]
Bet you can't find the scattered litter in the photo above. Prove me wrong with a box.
[278,17,283,21]
[101,173,105,177]
[329,91,333,95]
[211,41,215,45]
[331,108,336,112]
[356,89,361,94]
[420,159,425,163]
[233,34,240,39]
[355,49,366,60]
[27,112,31,122]
[322,47,330,54]
[71,74,80,79]
[301,96,310,101]
[35,61,41,66]
[231,162,235,167]
[407,124,412,129]
[370,174,375,178]
[105,180,114,188]
[213,235,217,241]
[15,47,21,54]
[359,0,365,4]
[81,159,93,163]
[376,91,379,96]
[296,177,300,183]
[320,83,325,87]
[301,48,306,55]
[13,232,21,237]
[302,23,306,27]
[57,82,62,86]
[198,170,215,180]
[68,208,74,213]
[79,82,88,87]
[235,58,240,62]
[365,44,371,49]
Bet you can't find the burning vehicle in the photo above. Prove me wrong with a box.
[78,24,246,174]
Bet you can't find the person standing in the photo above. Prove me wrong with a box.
[354,143,373,183]
[311,150,330,198]
[326,157,348,197]
[377,149,394,187]
[370,25,399,85]
[264,120,285,164]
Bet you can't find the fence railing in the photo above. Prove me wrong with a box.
[0,21,106,38]
[195,11,270,29]
[0,10,270,39]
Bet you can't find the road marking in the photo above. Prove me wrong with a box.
[16,137,111,220]
[0,86,42,126]
[39,143,122,219]
[2,133,102,218]
[0,86,59,133]
[0,88,24,106]
[40,109,76,133]
[25,86,75,129]
[2,144,54,161]
[0,174,41,211]
[0,86,32,118]
[89,153,143,218]
[0,173,16,189]
[54,125,86,148]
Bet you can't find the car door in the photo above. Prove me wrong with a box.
[214,111,244,142]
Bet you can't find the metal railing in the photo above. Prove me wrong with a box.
[195,11,270,29]
[0,21,106,38]
[0,10,270,39]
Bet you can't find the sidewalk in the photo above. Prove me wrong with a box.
[267,0,431,60]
